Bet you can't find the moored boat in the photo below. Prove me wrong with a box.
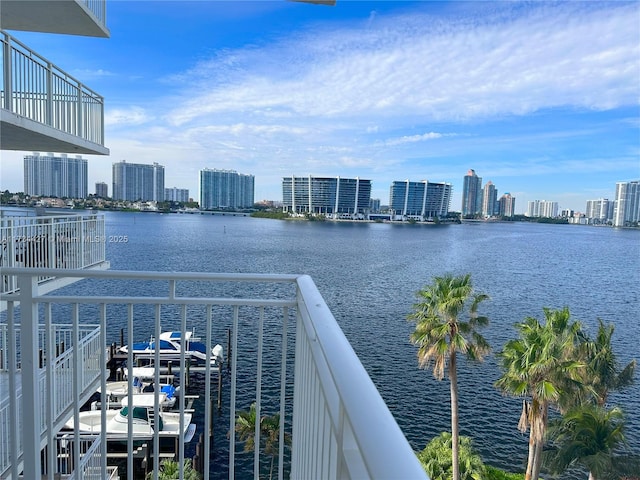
[97,377,179,409]
[119,330,224,367]
[64,406,195,442]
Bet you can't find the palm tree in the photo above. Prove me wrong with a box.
[235,402,259,452]
[495,307,584,480]
[408,273,490,480]
[580,319,636,407]
[145,458,201,480]
[416,432,486,480]
[544,404,627,480]
[234,403,290,480]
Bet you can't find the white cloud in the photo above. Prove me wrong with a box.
[105,106,152,127]
[166,2,639,126]
[384,132,449,146]
[71,68,115,79]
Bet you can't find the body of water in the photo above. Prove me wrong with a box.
[11,209,640,477]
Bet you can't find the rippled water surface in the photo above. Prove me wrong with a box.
[55,213,640,476]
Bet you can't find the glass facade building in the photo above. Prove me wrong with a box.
[24,153,88,198]
[389,180,452,219]
[462,169,482,216]
[200,169,254,210]
[112,161,165,201]
[282,176,371,216]
[498,193,516,217]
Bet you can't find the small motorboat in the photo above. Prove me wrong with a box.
[119,330,224,366]
[64,406,195,442]
[97,377,179,409]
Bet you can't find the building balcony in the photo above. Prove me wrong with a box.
[0,1,109,38]
[0,32,108,155]
[0,212,110,307]
[0,268,427,480]
[0,323,103,478]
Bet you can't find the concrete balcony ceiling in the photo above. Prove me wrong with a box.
[0,0,109,38]
[0,110,109,155]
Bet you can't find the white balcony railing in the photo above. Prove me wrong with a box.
[81,0,107,27]
[0,268,427,480]
[0,213,108,295]
[1,31,105,147]
[0,321,102,479]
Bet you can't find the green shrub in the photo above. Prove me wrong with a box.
[485,465,525,480]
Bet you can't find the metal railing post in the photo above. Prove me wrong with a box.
[46,62,53,127]
[18,273,42,480]
[2,33,13,111]
[46,303,56,479]
[77,82,83,138]
[7,302,19,480]
[100,94,105,144]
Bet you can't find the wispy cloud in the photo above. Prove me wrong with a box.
[105,107,152,127]
[384,132,456,146]
[166,2,639,126]
[71,68,115,79]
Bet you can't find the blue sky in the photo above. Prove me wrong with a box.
[1,0,639,213]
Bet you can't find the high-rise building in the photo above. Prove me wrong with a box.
[586,198,612,223]
[527,200,559,218]
[498,193,516,217]
[95,181,108,198]
[481,181,498,217]
[389,180,452,219]
[23,153,88,198]
[369,198,381,213]
[282,176,371,216]
[165,187,190,203]
[613,181,640,227]
[112,161,165,202]
[200,169,254,210]
[461,169,482,216]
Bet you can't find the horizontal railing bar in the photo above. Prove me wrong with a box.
[15,295,297,308]
[2,268,300,283]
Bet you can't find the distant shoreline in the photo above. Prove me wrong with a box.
[2,205,638,229]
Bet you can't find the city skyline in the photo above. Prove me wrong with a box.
[9,152,639,217]
[0,1,638,212]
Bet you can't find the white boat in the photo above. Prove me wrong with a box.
[119,330,224,366]
[64,406,195,442]
[97,377,179,409]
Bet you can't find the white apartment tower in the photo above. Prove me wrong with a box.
[527,200,559,218]
[112,161,165,202]
[481,181,498,217]
[165,187,190,202]
[613,181,640,227]
[24,153,88,198]
[586,198,612,224]
[498,193,516,217]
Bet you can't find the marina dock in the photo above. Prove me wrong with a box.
[97,335,228,478]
